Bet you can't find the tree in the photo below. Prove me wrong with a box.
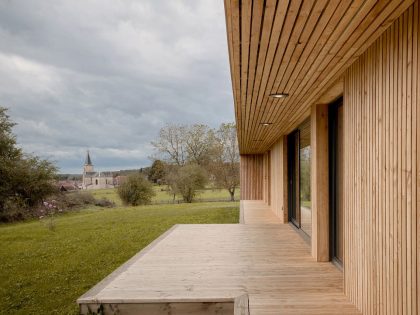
[0,107,21,213]
[185,124,216,167]
[152,122,240,201]
[167,164,207,203]
[117,174,156,206]
[0,107,20,160]
[211,123,240,201]
[12,156,58,208]
[0,107,58,221]
[164,164,180,203]
[151,124,188,166]
[148,159,166,184]
[151,124,216,167]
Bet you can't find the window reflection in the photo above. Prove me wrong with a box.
[299,119,311,237]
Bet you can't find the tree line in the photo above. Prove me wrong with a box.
[0,106,240,219]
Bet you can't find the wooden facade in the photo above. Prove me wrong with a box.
[269,137,288,223]
[224,0,416,154]
[343,6,419,313]
[310,103,330,262]
[226,0,419,314]
[239,154,264,200]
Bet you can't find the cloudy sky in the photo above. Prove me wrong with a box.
[0,0,234,174]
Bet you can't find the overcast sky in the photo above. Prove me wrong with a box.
[0,0,234,174]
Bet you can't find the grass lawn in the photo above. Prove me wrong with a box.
[91,186,240,206]
[0,202,239,315]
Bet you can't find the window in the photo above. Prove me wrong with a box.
[288,118,312,237]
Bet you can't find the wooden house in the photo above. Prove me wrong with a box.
[78,1,418,314]
[225,0,419,313]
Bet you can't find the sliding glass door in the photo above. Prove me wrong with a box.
[288,118,312,237]
[287,130,300,227]
[329,99,344,265]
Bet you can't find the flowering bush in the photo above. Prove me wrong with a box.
[40,200,61,231]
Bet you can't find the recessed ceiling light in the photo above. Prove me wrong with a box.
[269,93,289,98]
[261,122,272,126]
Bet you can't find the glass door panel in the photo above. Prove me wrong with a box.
[287,131,300,227]
[329,99,344,265]
[288,118,311,237]
[299,119,311,237]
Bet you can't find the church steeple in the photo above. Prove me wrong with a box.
[85,150,93,165]
[83,150,94,173]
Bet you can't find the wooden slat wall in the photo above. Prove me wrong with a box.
[263,152,271,205]
[240,155,264,200]
[224,0,416,154]
[343,3,419,314]
[311,104,330,262]
[269,137,288,223]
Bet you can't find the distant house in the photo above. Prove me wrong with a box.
[57,181,79,192]
[82,151,115,190]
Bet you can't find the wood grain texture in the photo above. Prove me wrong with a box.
[79,202,361,315]
[343,4,419,313]
[224,0,416,154]
[311,104,330,262]
[80,301,236,315]
[263,152,271,205]
[240,154,264,200]
[269,136,288,223]
[241,200,282,224]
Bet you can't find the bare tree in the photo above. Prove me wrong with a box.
[211,123,240,201]
[152,122,240,202]
[151,124,188,166]
[152,124,216,167]
[185,124,216,167]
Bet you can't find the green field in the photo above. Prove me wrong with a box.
[0,202,239,315]
[92,185,241,206]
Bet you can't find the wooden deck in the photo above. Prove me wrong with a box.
[240,200,282,224]
[78,201,360,314]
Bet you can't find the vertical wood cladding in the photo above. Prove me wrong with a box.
[240,155,264,200]
[343,3,419,314]
[269,137,288,223]
[311,104,330,262]
[263,152,271,205]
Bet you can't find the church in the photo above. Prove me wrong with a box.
[82,151,115,190]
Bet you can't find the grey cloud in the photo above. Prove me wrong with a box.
[0,0,234,173]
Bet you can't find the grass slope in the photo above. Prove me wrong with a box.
[0,202,239,315]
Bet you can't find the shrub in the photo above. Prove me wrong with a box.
[117,174,155,206]
[167,164,208,203]
[46,191,96,212]
[59,191,96,208]
[0,197,29,222]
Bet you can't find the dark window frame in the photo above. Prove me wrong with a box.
[328,97,344,266]
[287,130,300,229]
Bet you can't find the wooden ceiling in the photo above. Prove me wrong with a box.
[224,0,415,154]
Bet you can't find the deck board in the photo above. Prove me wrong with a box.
[79,201,360,314]
[241,200,282,224]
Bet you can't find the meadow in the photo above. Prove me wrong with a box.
[92,185,240,206]
[0,196,239,314]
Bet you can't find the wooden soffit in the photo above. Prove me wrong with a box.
[224,0,414,154]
